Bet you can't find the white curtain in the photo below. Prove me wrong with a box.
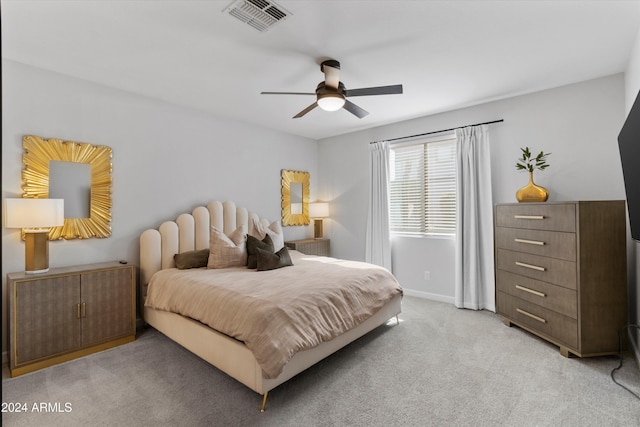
[454,125,495,311]
[365,141,392,271]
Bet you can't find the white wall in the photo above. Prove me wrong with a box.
[318,74,626,305]
[624,23,640,364]
[1,60,318,357]
[3,59,635,362]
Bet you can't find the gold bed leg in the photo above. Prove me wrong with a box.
[260,392,269,413]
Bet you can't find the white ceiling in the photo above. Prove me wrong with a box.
[2,0,640,140]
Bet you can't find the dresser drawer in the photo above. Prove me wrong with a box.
[496,270,577,318]
[495,227,576,261]
[496,204,576,232]
[496,249,576,290]
[497,292,578,348]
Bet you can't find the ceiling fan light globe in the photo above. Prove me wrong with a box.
[317,94,345,112]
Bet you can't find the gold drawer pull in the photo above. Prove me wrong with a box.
[514,215,545,220]
[515,284,546,297]
[515,261,546,272]
[82,302,86,318]
[76,303,81,319]
[514,238,545,246]
[517,308,547,323]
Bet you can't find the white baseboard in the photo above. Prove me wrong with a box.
[402,288,455,305]
[401,289,496,312]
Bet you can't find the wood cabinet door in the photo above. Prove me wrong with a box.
[14,275,81,364]
[80,268,134,347]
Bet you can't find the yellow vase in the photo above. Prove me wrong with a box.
[516,171,549,203]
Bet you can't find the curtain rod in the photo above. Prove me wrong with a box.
[369,119,504,144]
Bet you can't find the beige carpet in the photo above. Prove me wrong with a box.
[2,296,639,426]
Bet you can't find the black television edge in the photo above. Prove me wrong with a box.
[618,89,640,242]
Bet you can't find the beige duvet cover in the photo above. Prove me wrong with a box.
[145,250,402,378]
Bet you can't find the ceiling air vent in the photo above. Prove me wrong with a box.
[224,0,291,32]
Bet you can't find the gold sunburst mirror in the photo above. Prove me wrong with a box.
[21,135,112,240]
[281,169,310,226]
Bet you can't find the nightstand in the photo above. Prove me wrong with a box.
[285,239,330,256]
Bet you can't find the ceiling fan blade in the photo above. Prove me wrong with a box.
[343,100,369,119]
[322,60,340,89]
[344,84,403,97]
[261,91,315,96]
[293,102,318,118]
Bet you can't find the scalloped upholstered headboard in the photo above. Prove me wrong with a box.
[139,200,271,288]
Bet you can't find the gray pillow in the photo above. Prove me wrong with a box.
[247,234,274,269]
[174,249,209,269]
[256,246,293,271]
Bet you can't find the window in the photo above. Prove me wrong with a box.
[389,136,457,235]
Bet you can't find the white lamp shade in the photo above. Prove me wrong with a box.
[309,202,329,218]
[4,198,65,229]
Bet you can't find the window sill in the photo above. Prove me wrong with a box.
[391,232,455,240]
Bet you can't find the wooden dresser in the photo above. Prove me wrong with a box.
[285,238,330,256]
[495,201,626,357]
[7,261,136,377]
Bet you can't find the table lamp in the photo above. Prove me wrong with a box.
[4,198,65,274]
[309,202,329,239]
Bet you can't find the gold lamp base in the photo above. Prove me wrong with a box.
[25,231,50,274]
[314,219,324,239]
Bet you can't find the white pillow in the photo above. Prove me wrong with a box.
[207,225,247,269]
[251,219,284,251]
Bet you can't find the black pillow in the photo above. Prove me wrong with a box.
[256,246,293,271]
[246,234,274,269]
[174,249,209,269]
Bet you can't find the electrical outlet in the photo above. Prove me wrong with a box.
[424,271,430,280]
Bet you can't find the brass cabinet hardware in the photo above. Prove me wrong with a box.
[76,303,81,319]
[515,261,546,272]
[82,302,86,318]
[514,215,545,220]
[514,238,545,246]
[517,308,547,323]
[515,284,546,297]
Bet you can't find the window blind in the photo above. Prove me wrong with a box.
[389,137,457,235]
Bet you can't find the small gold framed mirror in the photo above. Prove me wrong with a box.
[281,169,310,226]
[22,135,112,240]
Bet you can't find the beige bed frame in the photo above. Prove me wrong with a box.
[140,200,401,411]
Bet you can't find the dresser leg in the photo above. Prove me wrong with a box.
[559,346,571,358]
[501,317,512,327]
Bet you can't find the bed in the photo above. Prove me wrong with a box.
[140,200,402,411]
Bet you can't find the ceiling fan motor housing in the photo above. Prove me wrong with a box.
[316,81,346,96]
[321,59,341,72]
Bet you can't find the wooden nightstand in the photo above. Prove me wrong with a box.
[7,261,136,377]
[285,239,330,256]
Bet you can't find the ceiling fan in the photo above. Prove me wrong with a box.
[261,60,403,119]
